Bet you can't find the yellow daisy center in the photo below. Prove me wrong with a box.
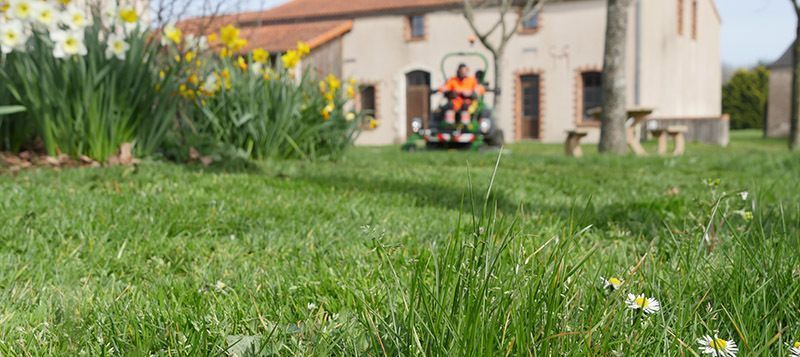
[608,278,621,286]
[709,338,728,350]
[113,41,124,52]
[634,297,649,308]
[794,341,800,348]
[4,32,17,41]
[72,13,84,25]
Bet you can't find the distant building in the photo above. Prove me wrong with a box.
[766,44,793,138]
[182,0,726,145]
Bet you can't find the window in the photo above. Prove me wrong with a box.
[580,72,603,122]
[521,75,540,120]
[360,85,377,118]
[677,0,684,35]
[691,0,698,40]
[407,15,426,40]
[521,13,539,31]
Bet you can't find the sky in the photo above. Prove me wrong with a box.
[234,0,796,69]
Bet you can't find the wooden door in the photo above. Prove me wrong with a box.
[519,74,541,139]
[406,71,431,137]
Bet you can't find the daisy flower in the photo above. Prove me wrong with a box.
[626,293,660,314]
[697,335,738,357]
[790,341,800,357]
[738,191,749,201]
[602,277,623,291]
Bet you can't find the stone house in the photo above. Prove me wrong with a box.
[181,0,726,145]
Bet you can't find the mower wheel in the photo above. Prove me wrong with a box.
[485,129,505,147]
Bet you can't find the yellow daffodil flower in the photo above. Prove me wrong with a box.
[281,50,300,69]
[119,6,138,24]
[297,41,310,56]
[252,48,269,63]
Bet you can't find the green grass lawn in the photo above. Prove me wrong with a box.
[1,130,799,355]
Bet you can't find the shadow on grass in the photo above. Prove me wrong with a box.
[173,157,264,174]
[297,171,520,213]
[527,196,692,238]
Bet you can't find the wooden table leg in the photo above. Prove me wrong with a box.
[673,132,685,156]
[656,131,668,155]
[565,134,583,157]
[626,125,647,156]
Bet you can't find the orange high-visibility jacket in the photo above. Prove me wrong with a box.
[439,76,485,111]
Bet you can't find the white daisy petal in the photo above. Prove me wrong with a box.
[697,335,738,357]
[789,341,800,357]
[625,293,660,315]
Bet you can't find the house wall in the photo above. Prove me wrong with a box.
[638,0,721,119]
[304,37,344,79]
[766,67,792,138]
[342,0,722,145]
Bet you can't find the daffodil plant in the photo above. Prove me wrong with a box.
[172,27,366,161]
[0,0,181,160]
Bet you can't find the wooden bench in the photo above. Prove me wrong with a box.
[650,125,688,156]
[565,128,591,157]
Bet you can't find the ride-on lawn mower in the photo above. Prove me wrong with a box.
[402,52,504,151]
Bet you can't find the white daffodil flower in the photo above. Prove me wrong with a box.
[0,19,28,53]
[105,32,128,60]
[30,1,57,29]
[61,5,91,30]
[9,0,33,20]
[99,1,117,28]
[51,29,87,58]
[201,73,220,94]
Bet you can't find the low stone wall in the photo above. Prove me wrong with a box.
[645,115,730,146]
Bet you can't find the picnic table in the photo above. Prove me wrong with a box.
[566,107,654,157]
[650,125,688,156]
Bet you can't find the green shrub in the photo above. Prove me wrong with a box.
[0,2,181,160]
[722,65,769,130]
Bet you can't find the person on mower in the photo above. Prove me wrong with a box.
[438,63,485,125]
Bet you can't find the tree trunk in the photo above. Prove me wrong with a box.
[492,51,503,118]
[598,0,631,154]
[790,14,800,150]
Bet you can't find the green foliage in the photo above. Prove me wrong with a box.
[722,65,769,130]
[0,25,181,161]
[181,60,363,161]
